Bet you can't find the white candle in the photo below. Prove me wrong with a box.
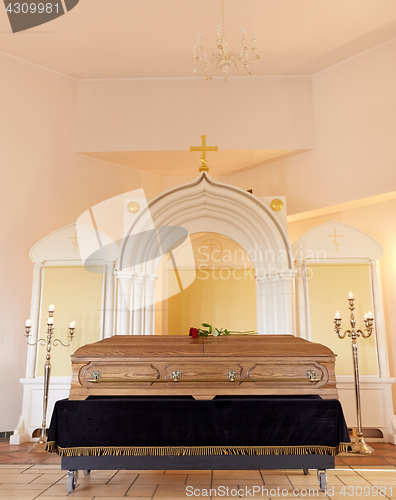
[49,304,55,312]
[364,313,368,320]
[25,319,32,327]
[69,321,75,329]
[334,311,341,320]
[47,317,54,325]
[196,33,201,46]
[348,292,354,300]
[367,311,374,319]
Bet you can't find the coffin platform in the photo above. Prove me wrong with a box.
[69,335,338,400]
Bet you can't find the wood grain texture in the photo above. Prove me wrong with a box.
[69,335,338,400]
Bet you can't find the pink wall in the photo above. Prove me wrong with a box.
[74,76,315,152]
[0,53,163,431]
[227,39,396,215]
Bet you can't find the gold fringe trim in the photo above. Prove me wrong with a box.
[45,441,56,453]
[48,442,351,457]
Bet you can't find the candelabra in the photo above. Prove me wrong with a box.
[25,305,75,452]
[193,0,259,81]
[334,293,374,454]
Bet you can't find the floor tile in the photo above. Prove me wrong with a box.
[0,473,41,483]
[126,484,158,496]
[133,473,187,484]
[0,491,44,499]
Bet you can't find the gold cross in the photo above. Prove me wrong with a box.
[189,135,218,172]
[327,228,343,252]
[68,229,82,253]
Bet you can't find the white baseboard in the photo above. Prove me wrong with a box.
[336,375,396,442]
[10,377,71,444]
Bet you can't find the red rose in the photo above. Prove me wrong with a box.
[189,327,199,338]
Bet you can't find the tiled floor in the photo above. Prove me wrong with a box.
[0,441,395,499]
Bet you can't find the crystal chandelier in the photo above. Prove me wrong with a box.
[193,0,259,81]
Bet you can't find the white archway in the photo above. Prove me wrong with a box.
[116,173,296,335]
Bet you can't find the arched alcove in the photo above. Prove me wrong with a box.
[116,173,295,335]
[155,232,257,336]
[292,220,395,443]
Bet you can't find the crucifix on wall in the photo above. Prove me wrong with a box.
[190,135,218,172]
[327,228,343,252]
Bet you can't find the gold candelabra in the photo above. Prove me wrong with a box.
[25,305,75,452]
[334,293,374,454]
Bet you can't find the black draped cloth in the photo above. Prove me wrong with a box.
[46,396,350,457]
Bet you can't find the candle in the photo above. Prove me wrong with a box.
[364,313,368,320]
[49,304,55,312]
[69,321,76,329]
[25,319,32,327]
[252,34,257,45]
[367,311,374,319]
[348,292,354,300]
[196,33,201,46]
[47,317,54,325]
[334,311,341,320]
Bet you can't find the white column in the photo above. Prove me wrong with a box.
[143,275,156,335]
[131,275,144,335]
[280,274,295,335]
[255,276,265,334]
[270,275,282,333]
[103,261,115,338]
[26,262,43,378]
[370,260,390,377]
[115,272,131,335]
[295,261,307,339]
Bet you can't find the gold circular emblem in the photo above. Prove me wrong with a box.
[127,201,140,214]
[270,199,284,212]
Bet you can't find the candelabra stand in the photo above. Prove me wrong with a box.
[24,308,75,452]
[334,296,374,454]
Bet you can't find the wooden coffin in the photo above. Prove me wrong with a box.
[69,335,338,400]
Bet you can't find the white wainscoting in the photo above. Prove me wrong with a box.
[336,375,396,444]
[10,377,71,445]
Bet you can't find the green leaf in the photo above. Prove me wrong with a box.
[202,323,211,327]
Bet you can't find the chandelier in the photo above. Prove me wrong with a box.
[193,0,259,81]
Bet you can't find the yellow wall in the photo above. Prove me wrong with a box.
[166,268,256,336]
[307,264,377,375]
[36,267,103,377]
[288,197,396,411]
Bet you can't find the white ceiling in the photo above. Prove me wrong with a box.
[1,0,396,79]
[2,1,395,176]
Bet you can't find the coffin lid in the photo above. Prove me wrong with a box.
[71,335,335,359]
